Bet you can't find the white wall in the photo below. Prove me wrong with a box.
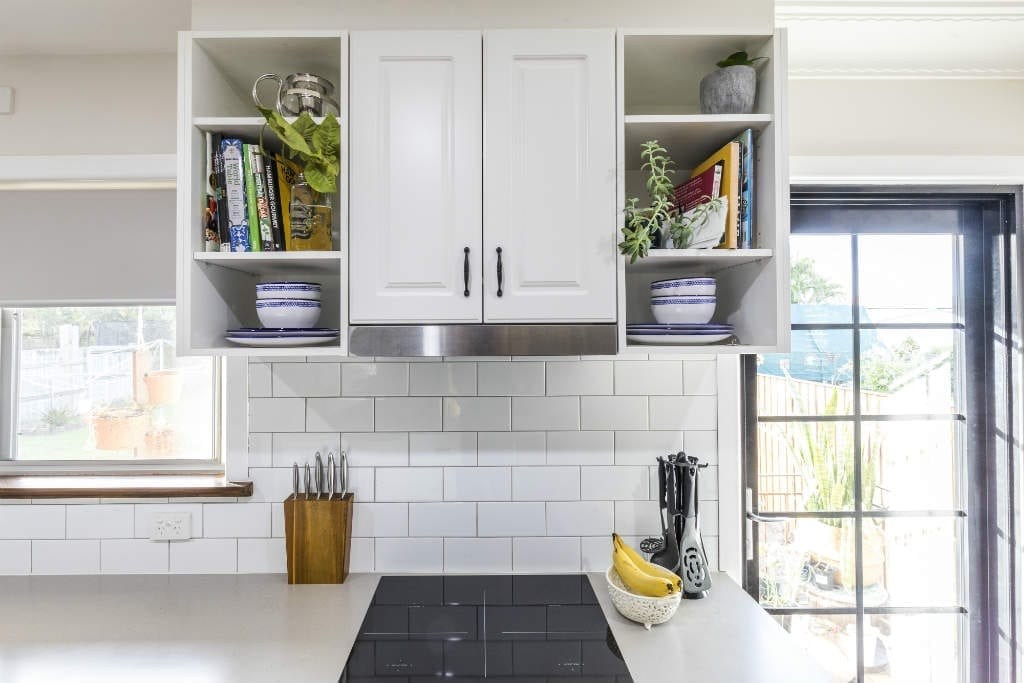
[789,78,1024,157]
[0,54,176,155]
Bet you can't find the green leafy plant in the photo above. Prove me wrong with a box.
[716,50,768,69]
[619,141,683,263]
[668,194,726,249]
[256,108,341,194]
[41,406,80,432]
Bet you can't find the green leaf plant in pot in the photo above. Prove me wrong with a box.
[256,107,341,194]
[619,140,685,263]
[700,50,768,115]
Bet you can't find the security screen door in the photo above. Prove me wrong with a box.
[743,188,1022,683]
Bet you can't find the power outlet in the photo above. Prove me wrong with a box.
[150,512,191,541]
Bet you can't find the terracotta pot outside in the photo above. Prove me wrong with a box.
[144,370,183,406]
[92,409,147,451]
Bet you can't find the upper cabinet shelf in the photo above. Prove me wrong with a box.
[624,249,774,274]
[193,251,343,276]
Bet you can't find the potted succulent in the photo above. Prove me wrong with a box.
[620,140,681,262]
[700,51,767,115]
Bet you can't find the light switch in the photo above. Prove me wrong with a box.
[0,87,12,114]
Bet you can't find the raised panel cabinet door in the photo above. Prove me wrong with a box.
[483,30,617,323]
[350,31,483,323]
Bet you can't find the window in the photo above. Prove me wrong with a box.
[1,305,220,465]
[743,189,1021,683]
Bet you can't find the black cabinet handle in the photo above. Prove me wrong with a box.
[495,247,503,297]
[463,247,470,297]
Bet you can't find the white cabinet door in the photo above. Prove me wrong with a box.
[350,31,483,323]
[483,30,617,323]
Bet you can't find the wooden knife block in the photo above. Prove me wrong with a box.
[283,493,353,584]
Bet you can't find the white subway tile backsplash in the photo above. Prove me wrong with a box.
[248,362,272,398]
[613,431,684,466]
[684,430,719,464]
[546,431,614,465]
[343,363,409,396]
[375,397,441,432]
[306,398,374,432]
[248,468,295,503]
[512,397,579,431]
[478,362,544,396]
[580,536,610,572]
[444,467,511,502]
[614,500,661,536]
[133,504,202,539]
[410,432,477,466]
[614,361,683,395]
[350,538,374,572]
[32,540,100,574]
[248,433,273,468]
[580,396,648,431]
[66,505,133,539]
[343,432,408,467]
[477,431,546,466]
[272,432,342,468]
[375,538,443,572]
[169,539,238,573]
[443,397,511,431]
[274,362,341,397]
[250,398,305,432]
[649,396,717,430]
[0,505,64,539]
[376,468,444,502]
[271,504,285,537]
[353,503,409,537]
[698,501,719,535]
[546,501,613,536]
[546,361,613,396]
[346,467,375,502]
[512,467,579,501]
[100,539,169,573]
[581,466,649,501]
[444,538,512,572]
[683,360,717,395]
[203,503,270,538]
[0,540,31,573]
[477,502,546,537]
[238,538,286,573]
[409,502,476,537]
[513,537,580,572]
[409,362,477,396]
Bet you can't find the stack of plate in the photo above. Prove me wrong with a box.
[626,323,734,345]
[225,327,340,347]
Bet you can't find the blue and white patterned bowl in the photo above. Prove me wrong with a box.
[650,295,716,325]
[649,277,716,297]
[256,281,322,301]
[256,298,322,329]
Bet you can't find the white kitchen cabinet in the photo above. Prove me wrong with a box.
[483,30,617,323]
[349,31,483,323]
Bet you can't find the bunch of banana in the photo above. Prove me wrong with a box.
[611,533,682,597]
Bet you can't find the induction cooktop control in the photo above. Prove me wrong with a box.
[340,574,633,682]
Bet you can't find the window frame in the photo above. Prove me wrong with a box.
[0,304,229,475]
[742,185,1023,683]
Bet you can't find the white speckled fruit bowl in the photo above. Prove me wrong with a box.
[605,566,681,630]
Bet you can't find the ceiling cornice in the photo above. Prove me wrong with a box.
[790,67,1024,79]
[777,1,1024,22]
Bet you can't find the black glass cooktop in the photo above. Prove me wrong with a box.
[340,575,633,682]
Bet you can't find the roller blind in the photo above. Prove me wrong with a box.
[0,189,175,305]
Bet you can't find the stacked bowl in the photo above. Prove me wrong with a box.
[226,282,339,346]
[626,277,734,345]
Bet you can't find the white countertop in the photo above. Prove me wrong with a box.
[0,572,830,683]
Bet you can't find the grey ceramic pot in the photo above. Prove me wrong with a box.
[699,64,756,114]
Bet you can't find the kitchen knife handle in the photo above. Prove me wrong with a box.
[303,463,312,499]
[292,463,299,498]
[326,454,335,499]
[463,247,470,297]
[495,247,503,297]
[314,452,324,499]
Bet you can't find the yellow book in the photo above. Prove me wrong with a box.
[275,158,299,251]
[690,140,740,249]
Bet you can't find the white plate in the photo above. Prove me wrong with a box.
[626,332,732,345]
[226,335,339,347]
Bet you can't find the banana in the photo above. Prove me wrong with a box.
[613,533,682,593]
[613,546,675,597]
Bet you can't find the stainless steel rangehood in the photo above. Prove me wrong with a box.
[348,324,618,357]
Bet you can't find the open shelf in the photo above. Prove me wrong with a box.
[192,343,345,357]
[625,249,773,274]
[623,114,772,170]
[193,251,342,276]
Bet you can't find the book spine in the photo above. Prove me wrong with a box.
[203,131,220,252]
[212,133,230,250]
[219,138,251,252]
[735,129,754,249]
[251,149,275,251]
[242,144,262,252]
[263,156,286,251]
[276,159,297,252]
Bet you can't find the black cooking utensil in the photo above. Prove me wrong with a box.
[650,457,680,573]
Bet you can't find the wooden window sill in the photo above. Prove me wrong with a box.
[0,475,252,499]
